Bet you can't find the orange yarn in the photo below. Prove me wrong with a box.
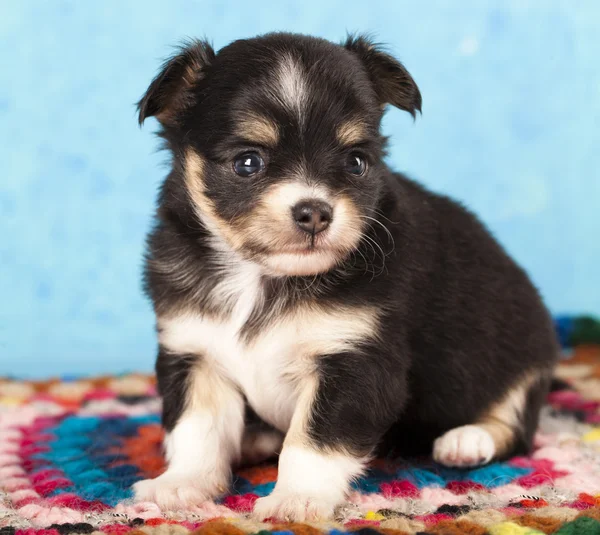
[270,523,324,535]
[579,507,600,522]
[191,521,246,535]
[377,528,411,535]
[120,423,166,478]
[236,465,278,485]
[427,519,487,534]
[515,513,564,534]
[568,345,600,364]
[519,498,549,508]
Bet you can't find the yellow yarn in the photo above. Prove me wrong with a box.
[489,522,546,535]
[582,427,600,443]
[0,397,23,406]
[365,511,385,521]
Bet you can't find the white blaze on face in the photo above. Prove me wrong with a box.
[275,54,308,123]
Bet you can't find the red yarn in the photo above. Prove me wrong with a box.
[344,519,381,527]
[222,493,259,512]
[145,518,167,526]
[20,444,51,456]
[34,477,72,494]
[85,389,117,401]
[46,493,108,511]
[380,479,419,498]
[101,524,134,534]
[445,480,486,494]
[416,513,454,525]
[519,498,549,508]
[31,469,64,484]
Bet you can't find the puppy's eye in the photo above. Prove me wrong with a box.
[345,153,367,176]
[233,152,265,177]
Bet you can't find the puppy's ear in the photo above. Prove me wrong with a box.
[344,35,422,117]
[137,39,215,126]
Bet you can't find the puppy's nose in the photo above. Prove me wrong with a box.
[292,200,333,234]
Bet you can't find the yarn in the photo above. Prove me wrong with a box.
[1,317,600,534]
[571,317,600,346]
[488,522,545,534]
[427,519,488,534]
[554,516,600,534]
[514,512,564,533]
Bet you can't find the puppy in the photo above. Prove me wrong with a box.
[133,32,559,521]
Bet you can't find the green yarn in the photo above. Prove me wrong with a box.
[571,315,600,345]
[555,516,600,535]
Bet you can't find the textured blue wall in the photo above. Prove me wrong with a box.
[1,1,599,377]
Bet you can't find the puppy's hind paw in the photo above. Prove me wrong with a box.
[433,425,496,468]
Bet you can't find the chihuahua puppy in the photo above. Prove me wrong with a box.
[133,33,558,521]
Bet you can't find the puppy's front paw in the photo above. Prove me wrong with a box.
[433,424,496,468]
[253,490,339,522]
[133,471,228,509]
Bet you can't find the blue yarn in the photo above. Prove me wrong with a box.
[465,463,531,487]
[396,467,446,487]
[252,482,276,497]
[35,447,90,463]
[352,468,390,493]
[230,476,254,495]
[394,462,533,489]
[329,530,350,535]
[80,481,129,505]
[555,315,574,348]
[52,435,93,449]
[96,418,142,437]
[55,416,101,435]
[89,454,127,465]
[272,531,295,535]
[60,458,97,473]
[105,464,139,477]
[60,375,80,382]
[131,415,161,426]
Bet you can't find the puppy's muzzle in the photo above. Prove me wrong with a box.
[292,200,333,235]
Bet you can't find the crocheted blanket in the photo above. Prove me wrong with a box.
[2,318,600,535]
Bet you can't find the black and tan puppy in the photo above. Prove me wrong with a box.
[133,32,559,521]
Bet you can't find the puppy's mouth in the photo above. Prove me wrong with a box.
[258,242,348,277]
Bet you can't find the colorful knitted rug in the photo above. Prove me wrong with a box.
[2,316,600,535]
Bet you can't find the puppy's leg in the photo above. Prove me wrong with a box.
[133,348,244,508]
[254,350,407,522]
[433,371,550,467]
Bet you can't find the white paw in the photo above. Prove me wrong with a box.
[253,490,339,522]
[133,471,228,510]
[433,425,496,468]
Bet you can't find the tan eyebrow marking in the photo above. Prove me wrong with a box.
[337,119,369,146]
[237,113,280,147]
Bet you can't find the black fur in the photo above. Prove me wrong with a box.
[154,346,197,432]
[140,32,559,461]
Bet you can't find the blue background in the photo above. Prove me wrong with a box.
[1,1,599,377]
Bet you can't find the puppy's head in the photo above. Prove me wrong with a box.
[139,33,421,276]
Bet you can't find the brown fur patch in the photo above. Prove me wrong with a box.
[477,372,539,457]
[237,113,279,146]
[185,150,246,250]
[337,119,368,146]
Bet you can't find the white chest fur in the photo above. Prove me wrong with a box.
[158,262,379,432]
